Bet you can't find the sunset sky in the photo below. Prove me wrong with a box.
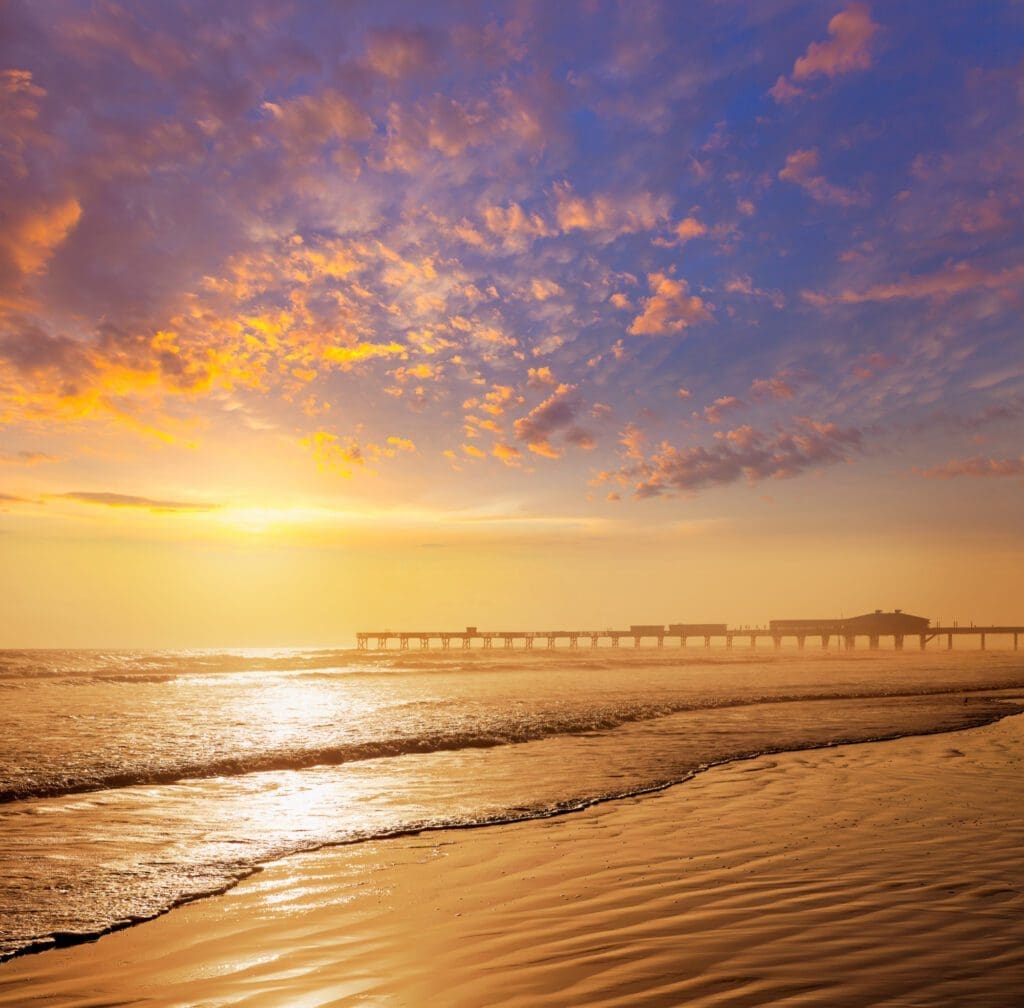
[1,1,1022,646]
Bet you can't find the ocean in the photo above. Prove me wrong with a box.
[1,647,1022,963]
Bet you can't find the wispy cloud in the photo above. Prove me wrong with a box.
[916,456,1024,479]
[57,492,219,512]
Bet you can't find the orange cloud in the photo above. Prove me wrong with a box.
[322,341,408,368]
[675,217,707,242]
[916,456,1024,479]
[529,278,563,301]
[553,183,670,238]
[492,442,521,465]
[527,366,556,388]
[628,272,712,336]
[301,431,366,477]
[2,195,82,278]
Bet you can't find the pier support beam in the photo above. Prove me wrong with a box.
[797,635,805,651]
[981,633,986,651]
[919,634,926,651]
[773,636,781,651]
[869,635,879,651]
[822,635,829,650]
[894,634,904,652]
[947,634,952,650]
[845,635,855,651]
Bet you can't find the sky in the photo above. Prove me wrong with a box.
[1,1,1022,647]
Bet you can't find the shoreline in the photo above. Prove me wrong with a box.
[2,694,1021,967]
[3,710,1024,1005]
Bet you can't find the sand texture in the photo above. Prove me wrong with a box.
[2,714,1023,1007]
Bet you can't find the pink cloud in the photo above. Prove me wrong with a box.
[615,417,862,497]
[792,4,878,82]
[772,4,879,102]
[365,26,438,79]
[805,261,1024,306]
[779,149,866,207]
[750,377,796,400]
[513,384,583,459]
[702,395,745,424]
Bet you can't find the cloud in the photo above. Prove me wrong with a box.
[0,195,82,282]
[779,149,865,207]
[0,449,60,465]
[750,376,796,400]
[916,456,1024,479]
[527,366,557,388]
[613,417,862,497]
[529,278,563,301]
[513,383,580,459]
[492,442,522,465]
[772,3,878,102]
[804,262,1024,306]
[628,272,712,336]
[262,89,374,154]
[702,395,745,423]
[792,4,878,81]
[365,26,438,79]
[552,183,671,239]
[674,216,707,242]
[482,203,554,247]
[322,342,408,369]
[57,491,218,512]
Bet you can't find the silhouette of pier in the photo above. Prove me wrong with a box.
[356,611,1023,652]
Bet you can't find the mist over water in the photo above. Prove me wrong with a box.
[1,647,1022,961]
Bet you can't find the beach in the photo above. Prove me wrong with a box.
[3,708,1022,1006]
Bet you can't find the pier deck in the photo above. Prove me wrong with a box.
[356,623,1023,652]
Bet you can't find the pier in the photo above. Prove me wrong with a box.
[357,611,1023,652]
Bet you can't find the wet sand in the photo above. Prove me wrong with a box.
[2,714,1023,1007]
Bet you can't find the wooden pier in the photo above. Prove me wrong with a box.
[356,614,1023,652]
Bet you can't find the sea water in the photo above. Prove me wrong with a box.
[1,647,1022,961]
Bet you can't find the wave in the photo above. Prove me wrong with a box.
[5,701,1024,965]
[3,685,1022,805]
[0,645,940,681]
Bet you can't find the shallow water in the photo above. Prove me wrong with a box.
[1,647,1022,960]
